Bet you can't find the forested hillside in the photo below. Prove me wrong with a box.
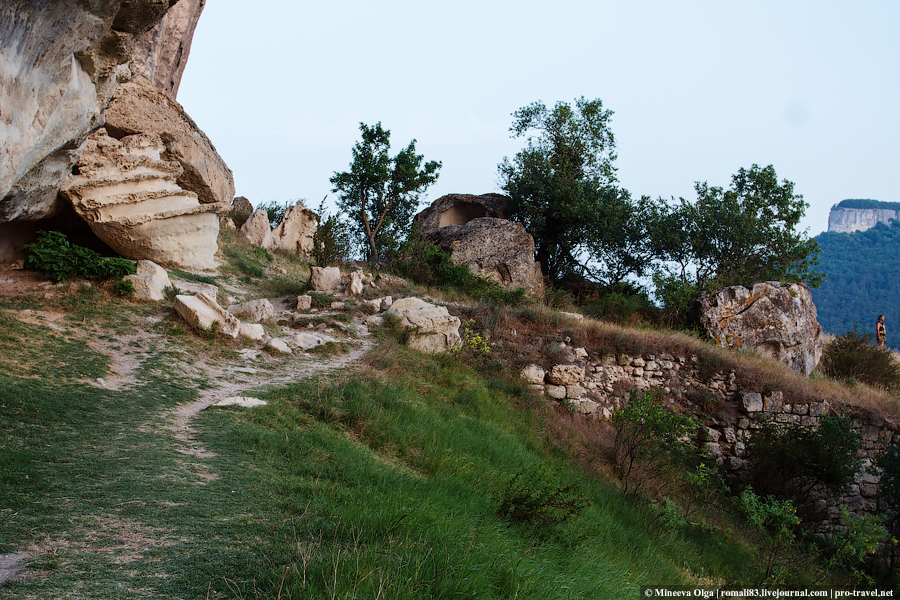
[812,220,900,346]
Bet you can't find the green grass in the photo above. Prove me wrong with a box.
[192,343,754,598]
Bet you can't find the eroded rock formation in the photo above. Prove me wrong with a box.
[415,194,543,296]
[699,282,823,375]
[384,297,462,353]
[0,0,172,224]
[827,206,900,233]
[132,0,205,99]
[60,129,220,269]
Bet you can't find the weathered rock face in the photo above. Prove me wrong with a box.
[131,0,205,99]
[827,206,900,234]
[270,204,318,255]
[240,210,273,248]
[0,0,172,224]
[310,267,341,292]
[415,193,508,233]
[173,292,240,339]
[699,282,823,375]
[104,74,234,207]
[125,259,171,301]
[426,218,544,297]
[385,297,461,354]
[60,129,221,269]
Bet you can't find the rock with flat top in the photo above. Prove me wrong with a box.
[385,297,461,353]
[125,260,170,301]
[214,396,267,408]
[547,364,584,386]
[239,322,266,342]
[266,338,292,354]
[310,266,341,292]
[227,299,275,323]
[173,292,240,338]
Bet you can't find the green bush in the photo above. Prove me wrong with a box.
[580,283,658,325]
[612,390,702,496]
[745,415,862,507]
[495,467,590,529]
[820,327,900,391]
[311,211,351,266]
[22,230,136,283]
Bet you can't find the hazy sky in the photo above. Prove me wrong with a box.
[178,1,899,237]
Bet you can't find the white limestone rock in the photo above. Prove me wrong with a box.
[125,259,171,301]
[347,270,364,297]
[310,266,341,292]
[520,363,546,385]
[266,338,293,354]
[240,209,272,248]
[227,299,275,323]
[214,396,267,408]
[173,292,240,338]
[384,297,461,354]
[239,322,266,342]
[547,364,584,386]
[296,295,312,311]
[269,202,317,256]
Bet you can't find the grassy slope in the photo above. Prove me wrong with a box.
[2,239,896,597]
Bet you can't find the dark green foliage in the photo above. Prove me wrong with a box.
[22,230,136,283]
[836,199,900,211]
[612,391,702,496]
[651,164,822,293]
[498,97,628,284]
[256,199,293,227]
[745,415,862,506]
[811,221,900,346]
[820,326,900,390]
[495,468,590,529]
[113,279,135,296]
[223,244,272,278]
[578,283,658,325]
[331,122,440,263]
[307,290,337,308]
[876,439,900,578]
[311,200,351,266]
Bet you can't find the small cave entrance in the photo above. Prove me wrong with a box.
[0,203,116,263]
[437,202,488,228]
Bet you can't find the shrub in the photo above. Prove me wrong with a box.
[579,283,658,325]
[612,390,701,496]
[311,210,351,266]
[22,230,136,283]
[820,327,900,391]
[495,467,590,529]
[745,415,862,507]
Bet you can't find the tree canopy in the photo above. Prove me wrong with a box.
[652,164,822,299]
[498,97,622,284]
[331,122,440,263]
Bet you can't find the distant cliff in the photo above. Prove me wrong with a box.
[827,199,900,233]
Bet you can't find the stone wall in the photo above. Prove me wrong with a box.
[523,347,898,536]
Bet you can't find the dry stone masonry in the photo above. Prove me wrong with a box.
[527,345,898,536]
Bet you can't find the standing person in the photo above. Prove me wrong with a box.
[876,315,887,348]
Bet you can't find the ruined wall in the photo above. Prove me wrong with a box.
[523,347,898,537]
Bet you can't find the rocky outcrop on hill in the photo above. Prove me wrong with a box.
[0,0,173,224]
[239,203,318,257]
[427,218,544,297]
[827,206,900,234]
[0,0,225,265]
[698,282,823,375]
[385,298,462,353]
[60,129,221,269]
[415,193,508,232]
[131,0,205,100]
[415,194,543,296]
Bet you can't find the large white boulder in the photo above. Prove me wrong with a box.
[60,130,221,270]
[270,202,317,256]
[310,266,341,292]
[240,209,273,248]
[125,260,171,301]
[173,292,240,338]
[227,299,275,323]
[699,282,823,375]
[385,297,461,354]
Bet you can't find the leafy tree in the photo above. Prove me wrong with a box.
[330,122,441,263]
[498,97,622,283]
[652,164,823,313]
[582,191,658,287]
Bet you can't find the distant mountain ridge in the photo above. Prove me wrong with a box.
[811,219,900,347]
[828,199,900,233]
